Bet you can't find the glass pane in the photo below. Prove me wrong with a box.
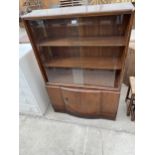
[27,14,128,88]
[78,14,130,37]
[39,46,122,88]
[29,18,79,43]
[75,15,127,88]
[45,68,120,88]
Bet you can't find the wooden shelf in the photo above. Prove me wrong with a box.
[39,37,126,47]
[37,23,123,28]
[44,57,121,70]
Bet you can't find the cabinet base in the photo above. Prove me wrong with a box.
[47,85,120,120]
[54,107,116,120]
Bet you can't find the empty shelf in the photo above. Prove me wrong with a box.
[44,57,121,70]
[39,37,126,47]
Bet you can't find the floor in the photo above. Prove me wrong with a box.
[20,84,135,155]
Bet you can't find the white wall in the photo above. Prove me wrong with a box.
[19,44,51,115]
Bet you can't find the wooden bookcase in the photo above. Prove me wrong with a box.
[22,3,134,120]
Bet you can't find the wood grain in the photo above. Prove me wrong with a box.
[39,37,126,47]
[46,85,120,119]
[101,91,120,115]
[61,87,101,116]
[123,42,135,85]
[45,57,122,70]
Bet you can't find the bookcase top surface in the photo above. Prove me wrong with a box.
[22,2,134,20]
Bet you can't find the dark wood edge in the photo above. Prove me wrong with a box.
[46,82,121,92]
[54,108,116,120]
[119,11,135,87]
[113,92,121,119]
[23,19,48,82]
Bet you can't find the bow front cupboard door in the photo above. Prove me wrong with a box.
[61,87,101,116]
[46,85,120,119]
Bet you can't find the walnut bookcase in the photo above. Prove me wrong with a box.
[22,3,134,120]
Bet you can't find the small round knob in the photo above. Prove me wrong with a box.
[65,97,68,101]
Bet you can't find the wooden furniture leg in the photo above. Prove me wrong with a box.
[127,100,131,116]
[125,85,130,102]
[131,108,135,121]
[126,76,135,121]
[130,94,135,121]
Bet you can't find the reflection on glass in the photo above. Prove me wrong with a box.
[28,14,129,88]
